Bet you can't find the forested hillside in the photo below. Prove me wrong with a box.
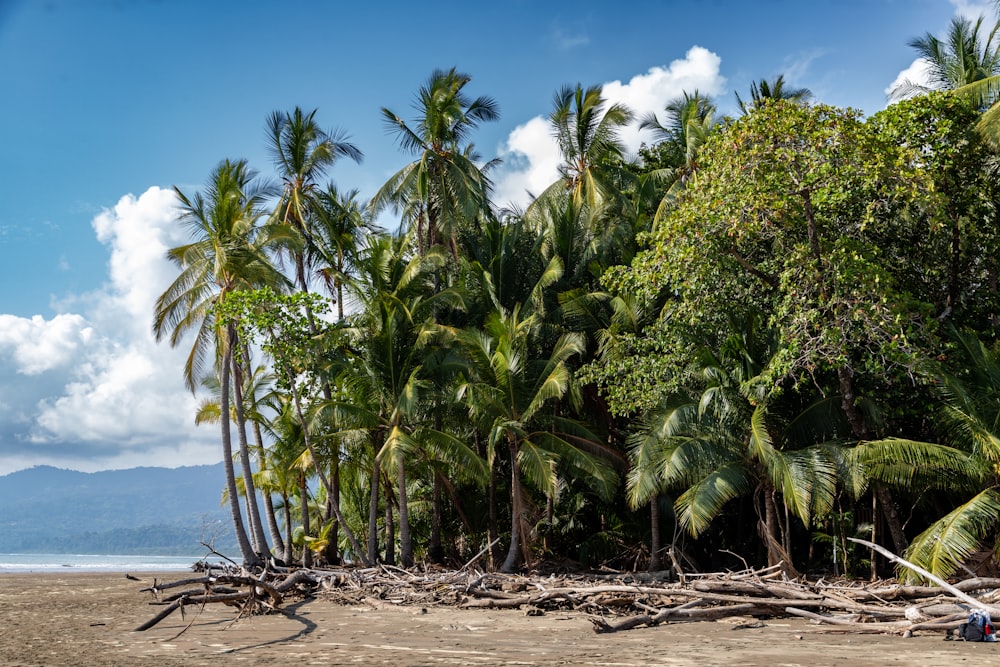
[0,464,236,554]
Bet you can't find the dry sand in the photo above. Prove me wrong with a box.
[0,571,992,666]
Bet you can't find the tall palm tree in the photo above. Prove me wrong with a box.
[890,14,1000,145]
[458,304,619,572]
[311,185,376,320]
[638,91,718,220]
[266,106,363,292]
[267,108,363,563]
[326,233,484,566]
[153,158,292,566]
[890,15,1000,100]
[736,74,812,114]
[531,84,633,215]
[194,362,285,557]
[372,68,499,257]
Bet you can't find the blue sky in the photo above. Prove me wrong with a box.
[0,0,985,474]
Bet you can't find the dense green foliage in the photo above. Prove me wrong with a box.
[155,21,1000,580]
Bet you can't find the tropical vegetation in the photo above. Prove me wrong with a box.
[155,11,1000,581]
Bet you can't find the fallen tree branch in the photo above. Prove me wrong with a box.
[848,538,1000,616]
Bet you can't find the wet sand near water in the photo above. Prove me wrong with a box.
[0,571,991,666]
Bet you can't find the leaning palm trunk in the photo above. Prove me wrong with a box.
[299,471,313,568]
[275,354,368,565]
[230,345,268,556]
[219,343,260,567]
[251,417,285,557]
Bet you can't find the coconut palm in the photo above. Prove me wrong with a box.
[153,158,293,566]
[325,233,484,566]
[372,68,499,257]
[311,185,376,320]
[890,14,1000,145]
[638,91,718,221]
[194,361,285,557]
[626,321,845,575]
[530,84,633,215]
[457,302,620,572]
[736,74,813,113]
[890,16,1000,100]
[266,106,363,291]
[854,330,1000,580]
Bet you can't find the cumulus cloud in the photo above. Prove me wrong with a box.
[0,313,92,375]
[603,46,726,155]
[0,187,220,475]
[949,0,994,20]
[885,58,935,99]
[491,46,726,210]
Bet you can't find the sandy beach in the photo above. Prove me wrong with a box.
[0,571,992,666]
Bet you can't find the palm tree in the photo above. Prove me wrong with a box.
[326,233,484,566]
[626,322,844,575]
[890,16,1000,100]
[854,330,1000,579]
[638,91,718,220]
[194,362,285,557]
[311,185,376,320]
[890,14,1000,145]
[530,84,633,215]
[736,74,812,114]
[458,304,619,572]
[372,68,499,257]
[266,106,363,292]
[153,158,292,566]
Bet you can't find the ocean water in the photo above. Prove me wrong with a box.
[0,553,227,573]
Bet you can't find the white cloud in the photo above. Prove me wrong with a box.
[949,0,994,20]
[885,58,935,99]
[0,313,91,375]
[491,116,561,211]
[491,46,726,210]
[0,187,220,475]
[603,46,727,155]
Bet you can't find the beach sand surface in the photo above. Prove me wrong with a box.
[0,571,991,666]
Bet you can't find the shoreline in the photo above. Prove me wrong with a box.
[0,571,979,666]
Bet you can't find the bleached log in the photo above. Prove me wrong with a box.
[848,537,1000,615]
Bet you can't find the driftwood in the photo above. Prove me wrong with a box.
[132,545,1000,639]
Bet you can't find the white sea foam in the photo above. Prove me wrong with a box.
[0,553,225,573]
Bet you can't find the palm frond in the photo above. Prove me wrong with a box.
[903,488,1000,581]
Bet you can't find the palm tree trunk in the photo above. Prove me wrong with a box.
[219,344,259,567]
[761,485,798,576]
[231,348,269,556]
[384,485,396,565]
[429,473,444,564]
[251,417,284,557]
[837,365,909,554]
[649,496,663,571]
[368,459,380,565]
[397,454,413,567]
[501,441,524,573]
[281,361,368,564]
[326,455,341,564]
[299,472,312,568]
[488,460,500,570]
[281,492,293,565]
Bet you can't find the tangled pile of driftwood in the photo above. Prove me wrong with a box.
[134,538,1000,639]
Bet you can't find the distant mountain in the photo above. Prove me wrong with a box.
[0,463,239,555]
